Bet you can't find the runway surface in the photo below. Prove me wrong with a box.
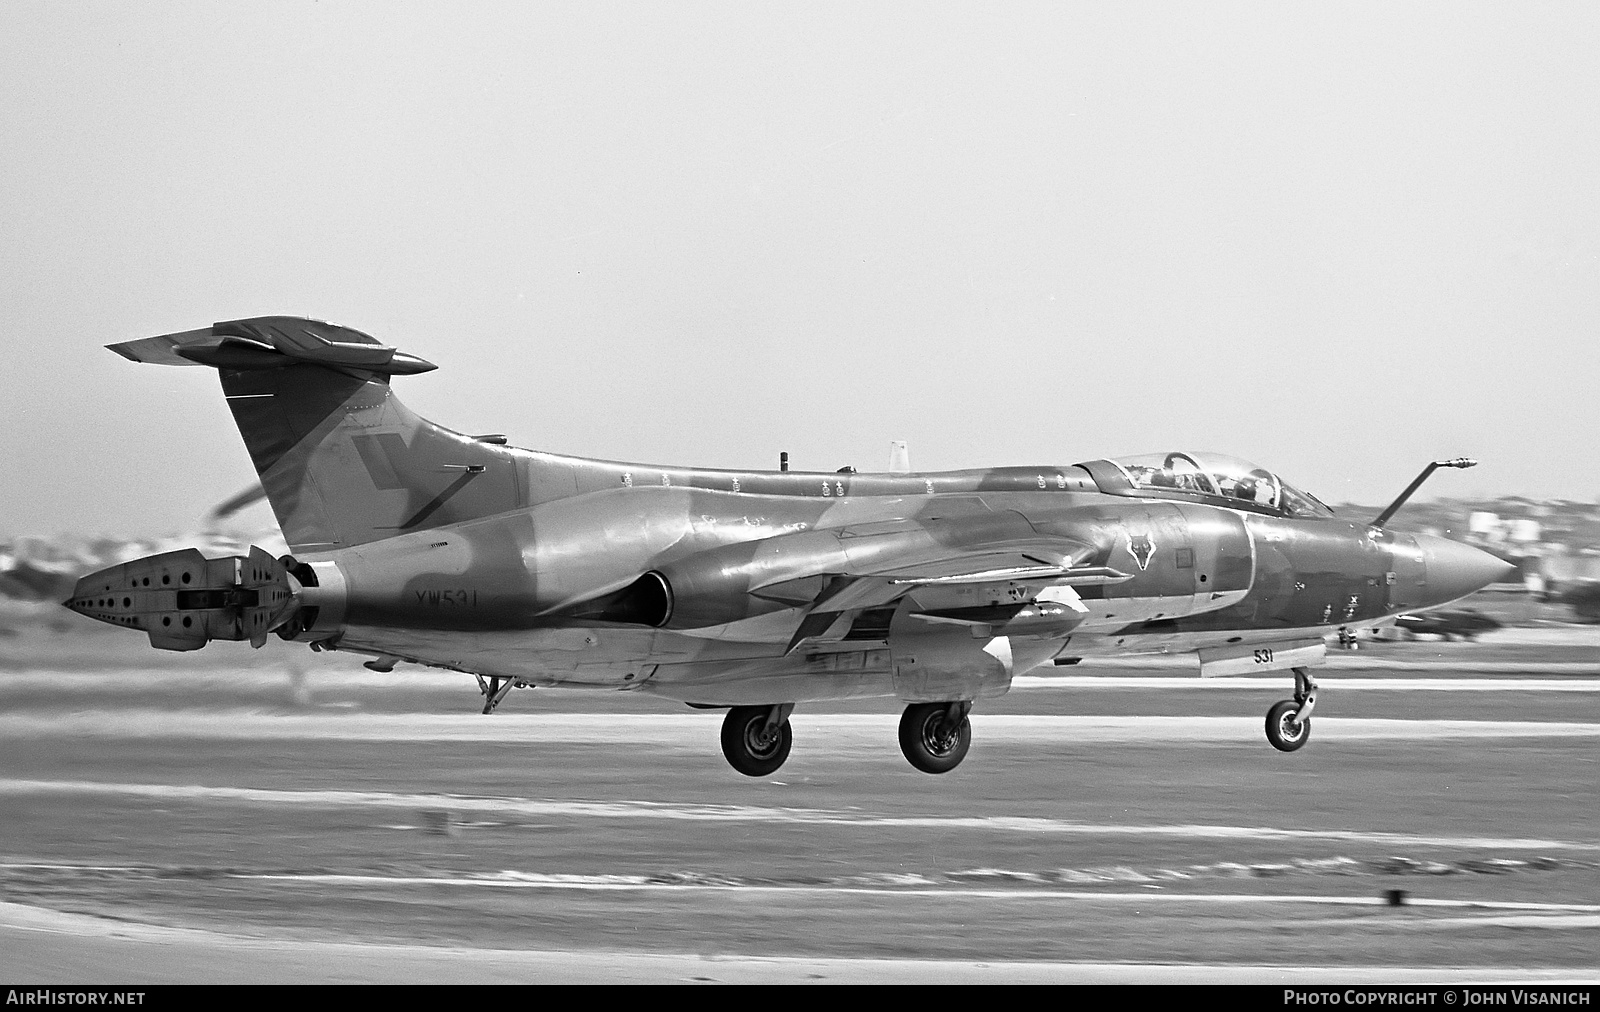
[1,628,1597,983]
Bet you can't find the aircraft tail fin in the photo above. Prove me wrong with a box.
[109,317,526,553]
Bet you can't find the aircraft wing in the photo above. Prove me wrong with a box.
[701,523,1124,650]
[888,563,1127,586]
[561,510,1123,648]
[746,524,1110,602]
[827,556,1116,616]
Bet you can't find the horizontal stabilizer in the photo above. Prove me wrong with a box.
[107,317,437,376]
[107,329,215,366]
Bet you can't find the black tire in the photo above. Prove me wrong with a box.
[1265,699,1310,752]
[899,702,972,774]
[720,705,792,777]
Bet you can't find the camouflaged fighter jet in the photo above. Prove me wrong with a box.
[66,317,1513,776]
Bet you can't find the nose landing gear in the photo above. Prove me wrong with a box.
[1265,666,1318,752]
[899,701,973,774]
[721,704,794,777]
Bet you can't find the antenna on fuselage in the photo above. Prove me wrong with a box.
[1370,458,1477,530]
[888,440,910,474]
[780,452,788,472]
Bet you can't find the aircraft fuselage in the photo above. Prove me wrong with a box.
[275,471,1473,705]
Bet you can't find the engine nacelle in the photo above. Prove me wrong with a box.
[654,532,847,629]
[573,530,852,630]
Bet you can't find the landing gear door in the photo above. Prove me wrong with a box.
[1199,639,1324,677]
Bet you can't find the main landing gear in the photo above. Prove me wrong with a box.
[715,700,977,776]
[475,674,530,714]
[899,701,972,774]
[1265,666,1318,752]
[721,704,794,777]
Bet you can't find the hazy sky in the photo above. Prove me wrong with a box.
[2,2,1597,538]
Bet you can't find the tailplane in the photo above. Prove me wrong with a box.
[110,317,525,552]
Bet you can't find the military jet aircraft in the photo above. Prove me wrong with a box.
[66,317,1512,776]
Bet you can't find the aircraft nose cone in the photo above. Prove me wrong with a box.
[1417,534,1514,606]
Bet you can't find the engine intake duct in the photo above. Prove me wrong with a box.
[64,546,301,651]
[562,572,673,627]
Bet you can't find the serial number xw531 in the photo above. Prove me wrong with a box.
[414,588,478,607]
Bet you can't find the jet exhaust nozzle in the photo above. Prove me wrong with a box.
[64,546,302,651]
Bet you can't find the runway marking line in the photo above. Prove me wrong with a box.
[1,866,1596,918]
[7,854,1591,890]
[0,902,1591,986]
[208,877,1600,914]
[3,778,1597,852]
[2,865,1597,912]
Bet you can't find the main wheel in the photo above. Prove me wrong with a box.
[720,705,792,777]
[899,702,972,774]
[1265,699,1310,752]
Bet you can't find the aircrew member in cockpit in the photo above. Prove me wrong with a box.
[1246,471,1278,507]
[1221,473,1277,508]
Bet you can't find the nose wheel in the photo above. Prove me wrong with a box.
[899,701,973,774]
[720,704,794,777]
[1265,666,1317,752]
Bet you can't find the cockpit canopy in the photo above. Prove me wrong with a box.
[1075,451,1335,519]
